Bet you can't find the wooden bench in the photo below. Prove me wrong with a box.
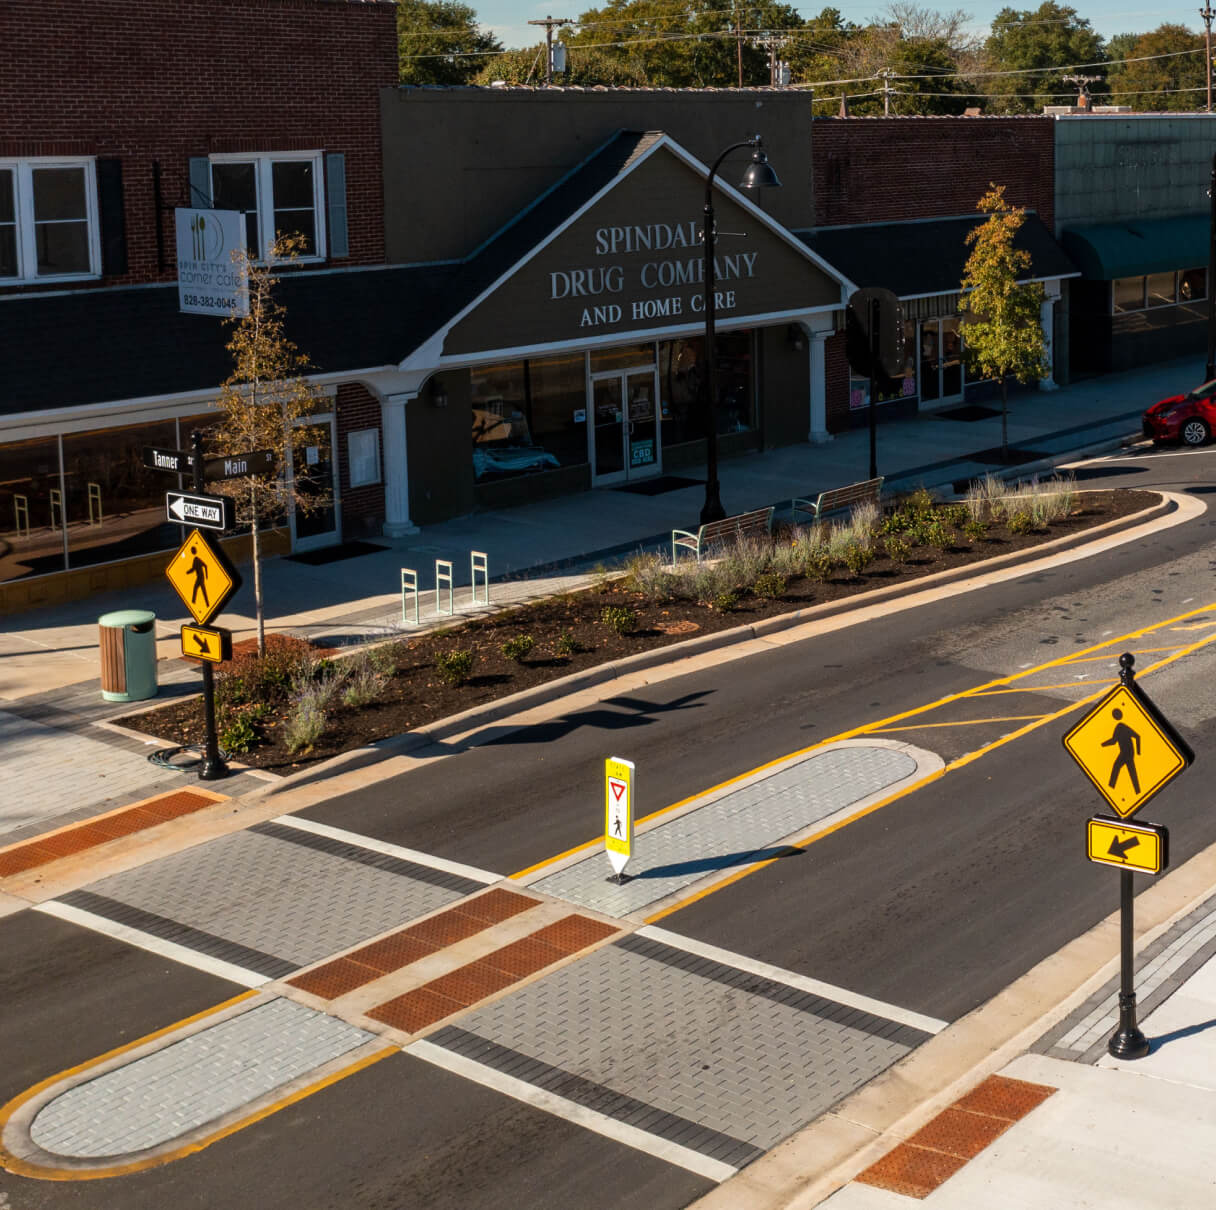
[671,505,775,564]
[791,476,883,525]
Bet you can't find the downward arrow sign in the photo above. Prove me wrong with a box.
[1108,834,1140,861]
[192,634,211,654]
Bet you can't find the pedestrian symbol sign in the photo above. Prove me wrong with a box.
[605,756,635,876]
[1086,816,1168,875]
[166,527,241,625]
[1063,682,1192,818]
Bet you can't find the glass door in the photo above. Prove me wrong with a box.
[290,415,340,551]
[919,323,940,403]
[940,317,963,400]
[626,370,660,475]
[591,368,661,483]
[591,374,625,480]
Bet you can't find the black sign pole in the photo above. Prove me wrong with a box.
[190,430,229,782]
[1108,653,1148,1059]
[868,296,879,481]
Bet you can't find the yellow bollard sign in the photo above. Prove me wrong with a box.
[1086,816,1168,875]
[605,756,635,877]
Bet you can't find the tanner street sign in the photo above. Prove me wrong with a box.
[143,446,191,475]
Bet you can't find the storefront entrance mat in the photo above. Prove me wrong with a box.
[286,540,393,565]
[613,475,703,496]
[937,404,1002,422]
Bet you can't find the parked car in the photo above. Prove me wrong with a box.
[1143,381,1216,446]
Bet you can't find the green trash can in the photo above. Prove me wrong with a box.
[98,610,159,703]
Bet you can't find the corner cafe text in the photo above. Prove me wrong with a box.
[552,222,760,329]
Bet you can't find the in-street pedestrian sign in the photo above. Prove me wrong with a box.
[165,490,232,532]
[1086,816,1168,875]
[205,450,275,481]
[143,446,191,475]
[1062,682,1193,818]
[605,756,635,877]
[180,623,233,664]
[166,527,241,625]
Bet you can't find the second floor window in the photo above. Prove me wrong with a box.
[209,153,324,261]
[0,158,99,282]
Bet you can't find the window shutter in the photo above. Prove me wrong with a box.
[326,152,348,259]
[188,157,212,207]
[97,159,128,277]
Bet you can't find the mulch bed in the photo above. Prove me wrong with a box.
[121,489,1157,774]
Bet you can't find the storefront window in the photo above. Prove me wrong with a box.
[1146,272,1177,308]
[61,419,181,570]
[657,331,755,442]
[470,353,589,480]
[0,436,65,581]
[849,319,918,409]
[589,343,655,374]
[1113,277,1146,313]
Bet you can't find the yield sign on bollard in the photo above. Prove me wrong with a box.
[605,756,635,878]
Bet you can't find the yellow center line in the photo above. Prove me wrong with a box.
[1058,646,1184,665]
[869,714,1049,733]
[971,681,1117,696]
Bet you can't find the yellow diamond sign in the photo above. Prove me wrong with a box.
[166,528,241,625]
[1063,682,1192,819]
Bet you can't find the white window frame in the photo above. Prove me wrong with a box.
[0,157,101,284]
[347,428,381,488]
[209,151,327,263]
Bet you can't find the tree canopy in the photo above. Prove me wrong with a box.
[397,0,503,85]
[471,41,649,85]
[1106,24,1207,111]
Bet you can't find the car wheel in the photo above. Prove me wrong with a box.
[1182,418,1211,447]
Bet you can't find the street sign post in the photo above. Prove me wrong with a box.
[180,623,233,664]
[204,450,275,481]
[1086,816,1168,875]
[846,287,904,481]
[165,490,233,532]
[1064,653,1194,1061]
[605,756,635,879]
[143,446,191,475]
[166,527,241,626]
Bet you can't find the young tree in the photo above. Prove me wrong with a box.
[397,0,503,85]
[208,238,328,656]
[959,184,1048,461]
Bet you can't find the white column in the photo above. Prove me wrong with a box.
[380,392,419,537]
[1038,284,1059,392]
[806,324,834,444]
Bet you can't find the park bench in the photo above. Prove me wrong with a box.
[790,476,884,525]
[671,505,775,564]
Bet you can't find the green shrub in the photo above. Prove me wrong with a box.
[714,591,739,612]
[501,634,536,662]
[942,503,968,527]
[753,572,787,600]
[341,654,388,708]
[843,540,874,576]
[435,649,474,686]
[283,698,326,754]
[555,630,581,657]
[1008,509,1036,535]
[962,517,987,542]
[624,552,678,603]
[600,605,638,635]
[922,518,954,551]
[806,547,834,581]
[884,533,912,563]
[219,708,259,755]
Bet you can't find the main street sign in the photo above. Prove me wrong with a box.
[166,527,241,626]
[165,491,232,532]
[180,623,233,664]
[1062,682,1192,818]
[605,756,635,877]
[205,450,275,480]
[1086,816,1168,876]
[143,446,191,475]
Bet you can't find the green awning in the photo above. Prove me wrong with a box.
[1061,215,1209,280]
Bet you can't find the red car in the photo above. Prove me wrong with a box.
[1143,381,1216,446]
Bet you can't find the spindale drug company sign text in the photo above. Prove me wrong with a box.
[551,222,760,329]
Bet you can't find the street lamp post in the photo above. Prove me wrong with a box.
[699,135,781,524]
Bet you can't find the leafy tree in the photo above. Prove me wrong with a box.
[472,41,648,85]
[959,184,1048,460]
[208,238,329,656]
[983,2,1106,114]
[397,0,503,85]
[1106,24,1206,111]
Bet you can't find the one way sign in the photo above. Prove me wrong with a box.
[165,491,233,532]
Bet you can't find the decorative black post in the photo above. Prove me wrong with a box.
[868,296,880,481]
[1107,652,1149,1059]
[191,430,228,782]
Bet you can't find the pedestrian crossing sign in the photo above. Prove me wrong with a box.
[166,527,241,625]
[1063,682,1192,819]
[605,756,635,876]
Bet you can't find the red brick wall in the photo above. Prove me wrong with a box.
[335,382,385,536]
[824,333,852,433]
[0,0,396,292]
[812,118,1055,229]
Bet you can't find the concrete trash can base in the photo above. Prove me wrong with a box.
[98,610,159,703]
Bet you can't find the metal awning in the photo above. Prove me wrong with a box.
[1060,215,1209,280]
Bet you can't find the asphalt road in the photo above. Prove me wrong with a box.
[6,445,1216,1210]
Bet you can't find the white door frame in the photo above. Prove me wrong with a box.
[588,364,661,485]
[287,413,341,552]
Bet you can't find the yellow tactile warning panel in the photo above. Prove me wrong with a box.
[0,789,227,878]
[856,1075,1056,1198]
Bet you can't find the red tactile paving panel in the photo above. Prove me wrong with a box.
[904,1107,1014,1159]
[456,887,540,925]
[348,930,438,974]
[402,909,491,947]
[288,957,381,1000]
[953,1075,1056,1121]
[137,790,221,820]
[856,1144,970,1199]
[369,986,464,1034]
[424,960,520,1007]
[528,914,620,954]
[0,844,57,877]
[31,827,107,859]
[481,935,566,978]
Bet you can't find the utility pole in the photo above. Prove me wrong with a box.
[876,69,901,116]
[734,1,744,87]
[1202,4,1214,112]
[1062,72,1100,110]
[527,14,571,86]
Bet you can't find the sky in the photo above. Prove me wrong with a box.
[479,1,1205,56]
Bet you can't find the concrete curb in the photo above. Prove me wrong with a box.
[259,489,1171,799]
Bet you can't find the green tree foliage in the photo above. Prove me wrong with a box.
[397,0,503,85]
[1106,24,1206,110]
[471,41,648,85]
[982,2,1106,113]
[959,185,1048,460]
